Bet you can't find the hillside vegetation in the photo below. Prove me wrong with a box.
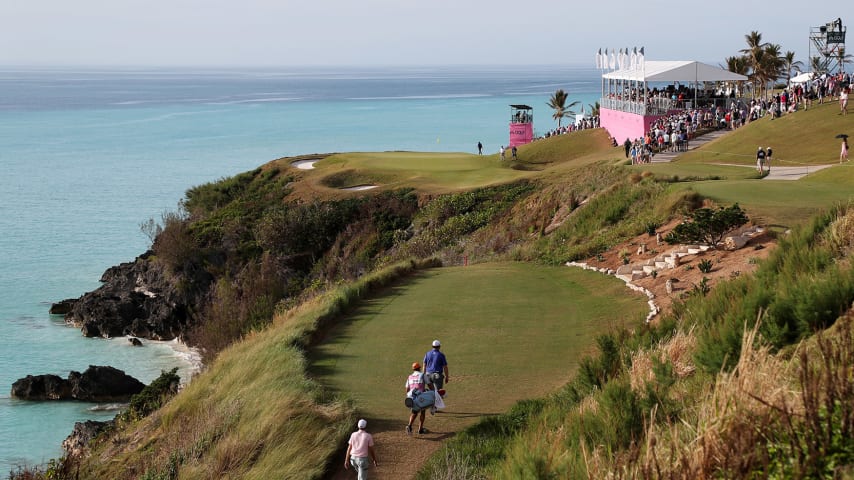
[19,108,854,479]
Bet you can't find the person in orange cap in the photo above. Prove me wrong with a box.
[405,361,427,435]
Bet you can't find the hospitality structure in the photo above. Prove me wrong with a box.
[598,56,747,143]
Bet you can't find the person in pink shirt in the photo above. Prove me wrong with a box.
[405,362,428,435]
[344,419,378,479]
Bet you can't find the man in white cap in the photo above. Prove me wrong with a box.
[423,339,449,392]
[344,419,378,479]
[756,147,766,173]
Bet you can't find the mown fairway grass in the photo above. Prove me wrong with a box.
[686,174,854,227]
[309,262,647,433]
[282,129,618,196]
[628,162,761,181]
[318,151,526,190]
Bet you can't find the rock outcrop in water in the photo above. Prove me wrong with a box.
[52,251,211,341]
[11,365,145,402]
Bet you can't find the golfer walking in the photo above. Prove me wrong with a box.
[344,419,378,480]
[423,339,449,391]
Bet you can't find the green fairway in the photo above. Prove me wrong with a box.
[315,151,527,190]
[285,129,618,195]
[309,262,647,430]
[676,170,854,227]
[629,162,761,181]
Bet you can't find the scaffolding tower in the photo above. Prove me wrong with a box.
[810,17,847,74]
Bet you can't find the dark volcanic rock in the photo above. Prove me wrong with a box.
[11,366,144,402]
[128,337,143,346]
[62,419,114,459]
[63,251,210,341]
[69,366,145,402]
[49,298,76,315]
[11,374,72,400]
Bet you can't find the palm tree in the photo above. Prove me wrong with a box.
[758,43,784,96]
[740,31,768,97]
[782,51,804,84]
[547,89,579,128]
[723,55,749,75]
[723,56,751,97]
[587,101,600,117]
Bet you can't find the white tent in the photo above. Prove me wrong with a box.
[602,61,747,82]
[789,71,815,85]
[600,60,748,115]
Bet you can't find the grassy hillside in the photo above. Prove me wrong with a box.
[24,105,854,480]
[677,100,850,167]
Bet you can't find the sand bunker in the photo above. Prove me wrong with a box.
[291,159,318,170]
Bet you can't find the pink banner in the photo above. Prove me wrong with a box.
[509,122,533,147]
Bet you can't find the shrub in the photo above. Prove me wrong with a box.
[121,368,181,422]
[698,258,713,273]
[665,203,748,247]
[645,221,658,236]
[599,380,644,449]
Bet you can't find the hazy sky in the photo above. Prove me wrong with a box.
[0,0,849,67]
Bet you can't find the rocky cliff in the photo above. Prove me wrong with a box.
[54,251,211,341]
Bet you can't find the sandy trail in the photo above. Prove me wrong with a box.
[331,408,479,480]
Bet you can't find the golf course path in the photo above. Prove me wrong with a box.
[762,164,833,180]
[709,162,835,180]
[653,128,837,180]
[330,415,459,480]
[651,128,731,163]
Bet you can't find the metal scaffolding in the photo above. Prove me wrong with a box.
[810,17,847,74]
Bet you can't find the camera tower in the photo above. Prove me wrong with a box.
[810,18,847,74]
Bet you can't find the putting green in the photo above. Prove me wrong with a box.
[310,262,647,429]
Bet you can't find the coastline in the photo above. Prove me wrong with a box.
[162,338,203,381]
[0,64,600,473]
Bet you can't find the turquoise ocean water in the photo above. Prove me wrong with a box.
[0,65,599,472]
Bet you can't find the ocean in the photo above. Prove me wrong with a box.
[0,64,600,472]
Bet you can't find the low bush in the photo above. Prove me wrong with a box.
[121,368,181,422]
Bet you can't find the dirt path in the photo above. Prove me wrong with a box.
[331,399,502,480]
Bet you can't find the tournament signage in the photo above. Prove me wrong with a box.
[828,31,846,43]
[509,123,532,147]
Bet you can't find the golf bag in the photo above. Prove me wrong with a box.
[405,390,436,412]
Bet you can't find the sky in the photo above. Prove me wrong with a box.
[0,0,849,68]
